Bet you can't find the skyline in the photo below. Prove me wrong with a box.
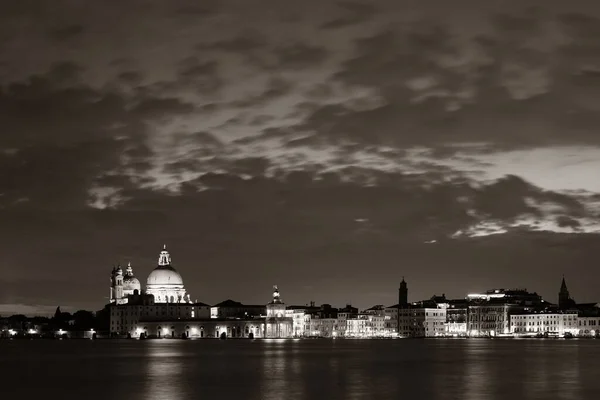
[2,0,600,314]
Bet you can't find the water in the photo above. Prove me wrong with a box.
[2,339,598,399]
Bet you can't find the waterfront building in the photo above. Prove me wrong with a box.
[576,303,600,337]
[445,299,468,337]
[510,311,579,337]
[265,286,293,338]
[398,298,447,338]
[108,246,210,335]
[109,293,210,336]
[466,289,545,337]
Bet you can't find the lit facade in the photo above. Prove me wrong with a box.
[578,316,600,337]
[398,306,447,337]
[510,312,578,337]
[134,319,265,339]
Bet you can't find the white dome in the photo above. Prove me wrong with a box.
[146,266,184,287]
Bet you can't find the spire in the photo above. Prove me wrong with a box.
[560,275,568,291]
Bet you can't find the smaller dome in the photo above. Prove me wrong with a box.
[123,276,141,291]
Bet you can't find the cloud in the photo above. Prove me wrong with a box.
[273,43,329,69]
[48,24,85,41]
[320,1,378,29]
[0,63,196,209]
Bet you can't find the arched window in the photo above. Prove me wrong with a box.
[170,296,175,303]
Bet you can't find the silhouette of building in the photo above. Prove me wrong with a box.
[559,276,576,309]
[399,278,408,307]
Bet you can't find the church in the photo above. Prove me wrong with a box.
[108,245,293,339]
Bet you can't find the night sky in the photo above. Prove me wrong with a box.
[2,0,600,315]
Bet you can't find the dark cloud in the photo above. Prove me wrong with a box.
[230,76,294,108]
[197,30,266,53]
[117,70,144,86]
[176,58,222,93]
[320,1,377,29]
[0,64,195,210]
[273,43,329,69]
[48,24,85,41]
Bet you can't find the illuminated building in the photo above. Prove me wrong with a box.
[145,246,191,304]
[265,286,293,338]
[466,289,545,337]
[445,300,468,336]
[110,246,190,305]
[510,311,579,337]
[398,302,447,338]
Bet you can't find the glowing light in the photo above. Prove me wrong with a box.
[8,329,16,336]
[28,329,37,335]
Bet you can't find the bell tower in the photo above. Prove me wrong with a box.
[399,277,408,307]
[110,265,125,304]
[559,275,571,309]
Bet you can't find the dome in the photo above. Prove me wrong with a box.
[146,266,184,287]
[123,276,141,291]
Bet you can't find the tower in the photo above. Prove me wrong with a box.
[110,265,125,304]
[399,277,408,307]
[559,275,571,309]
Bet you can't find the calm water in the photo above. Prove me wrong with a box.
[2,339,599,399]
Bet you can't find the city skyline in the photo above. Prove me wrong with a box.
[2,0,600,314]
[0,243,584,316]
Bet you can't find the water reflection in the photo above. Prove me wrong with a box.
[260,340,299,400]
[144,341,184,400]
[555,344,581,400]
[463,341,492,400]
[5,339,593,400]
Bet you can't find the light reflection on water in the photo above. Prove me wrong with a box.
[145,342,185,400]
[1,339,598,400]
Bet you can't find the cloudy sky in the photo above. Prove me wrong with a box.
[1,0,600,314]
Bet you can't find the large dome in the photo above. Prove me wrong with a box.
[146,266,184,287]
